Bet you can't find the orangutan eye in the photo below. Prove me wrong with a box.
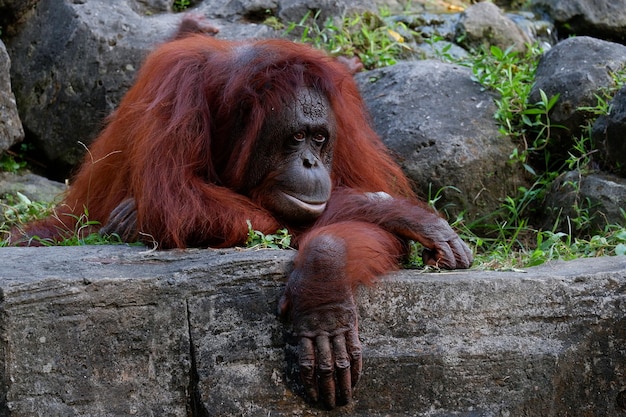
[313,133,326,143]
[293,131,306,141]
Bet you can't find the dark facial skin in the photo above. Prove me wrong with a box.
[247,88,336,223]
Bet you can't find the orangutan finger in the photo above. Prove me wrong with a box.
[315,334,336,409]
[423,241,454,268]
[346,328,362,387]
[333,335,352,405]
[298,337,317,402]
[100,198,137,240]
[454,238,474,268]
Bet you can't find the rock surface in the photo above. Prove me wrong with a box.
[0,40,23,152]
[356,60,525,220]
[457,1,531,53]
[593,84,626,177]
[5,0,183,175]
[531,0,626,43]
[541,171,626,233]
[0,171,66,203]
[1,245,625,416]
[529,36,626,164]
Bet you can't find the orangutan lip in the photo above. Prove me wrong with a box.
[282,193,327,214]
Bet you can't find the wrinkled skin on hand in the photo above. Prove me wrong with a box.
[279,266,362,409]
[414,215,473,269]
[99,198,138,242]
[319,189,473,270]
[277,227,400,409]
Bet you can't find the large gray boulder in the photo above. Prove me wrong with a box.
[356,60,526,221]
[531,0,626,43]
[593,84,626,177]
[1,245,624,416]
[456,1,531,53]
[6,0,180,174]
[0,171,66,203]
[529,36,626,165]
[0,40,24,152]
[541,170,626,234]
[5,0,274,177]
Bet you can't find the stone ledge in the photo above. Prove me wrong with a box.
[1,246,624,416]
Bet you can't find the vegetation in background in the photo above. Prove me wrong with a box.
[0,153,26,173]
[245,221,292,249]
[285,9,417,69]
[172,0,191,12]
[0,146,30,173]
[0,192,53,246]
[2,8,625,268]
[449,44,626,269]
[0,200,126,247]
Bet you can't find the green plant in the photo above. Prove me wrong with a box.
[263,16,284,31]
[424,34,457,62]
[0,196,131,247]
[1,192,53,238]
[245,220,292,249]
[0,152,27,173]
[173,0,190,12]
[465,45,564,172]
[455,219,626,271]
[435,61,626,266]
[426,184,459,209]
[285,10,416,69]
[516,89,562,171]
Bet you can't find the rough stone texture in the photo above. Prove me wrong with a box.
[0,246,293,417]
[1,245,625,416]
[355,60,526,221]
[4,0,402,179]
[531,0,626,44]
[5,0,178,176]
[529,36,626,165]
[188,0,404,23]
[0,171,66,203]
[4,0,275,179]
[593,85,626,177]
[0,0,40,35]
[541,170,626,233]
[129,0,173,15]
[0,40,24,153]
[456,1,531,53]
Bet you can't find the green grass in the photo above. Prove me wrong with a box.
[1,199,126,247]
[1,192,54,244]
[444,43,626,269]
[172,0,190,12]
[0,151,28,173]
[245,221,292,250]
[285,9,417,69]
